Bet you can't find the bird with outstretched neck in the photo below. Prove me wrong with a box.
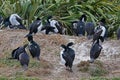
[25,34,40,61]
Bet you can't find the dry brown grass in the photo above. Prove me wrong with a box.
[25,68,51,77]
[24,58,53,77]
[39,58,53,69]
[34,34,68,47]
[77,61,90,72]
[0,29,120,79]
[77,60,109,77]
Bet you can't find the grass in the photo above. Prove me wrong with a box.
[25,58,53,77]
[0,58,20,67]
[77,60,108,77]
[46,34,67,46]
[29,58,53,69]
[0,76,119,80]
[25,68,51,77]
[77,61,90,72]
[89,60,108,77]
[89,66,108,77]
[0,30,120,80]
[0,55,53,78]
[81,77,120,80]
[111,77,120,80]
[0,35,53,78]
[0,77,40,80]
[0,59,52,78]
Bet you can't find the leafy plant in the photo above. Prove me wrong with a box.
[0,0,120,37]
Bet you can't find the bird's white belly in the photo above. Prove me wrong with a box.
[10,17,20,25]
[60,51,66,65]
[37,24,43,32]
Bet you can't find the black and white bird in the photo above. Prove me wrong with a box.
[89,40,102,63]
[26,34,40,61]
[117,28,120,40]
[71,21,78,35]
[100,18,108,40]
[85,22,95,39]
[26,18,43,37]
[41,26,56,34]
[9,14,26,29]
[72,14,86,36]
[19,44,30,70]
[46,16,63,34]
[60,42,75,72]
[10,44,29,70]
[93,18,106,43]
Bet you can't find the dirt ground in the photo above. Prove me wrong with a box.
[0,29,120,80]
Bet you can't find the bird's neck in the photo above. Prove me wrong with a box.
[29,40,34,43]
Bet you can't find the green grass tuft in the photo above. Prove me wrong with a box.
[77,60,108,77]
[0,77,40,80]
[81,77,120,80]
[111,77,120,80]
[0,58,20,67]
[90,77,109,80]
[89,66,108,77]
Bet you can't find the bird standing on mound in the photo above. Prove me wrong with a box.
[89,40,102,63]
[25,34,40,61]
[46,16,63,34]
[85,22,95,39]
[93,18,106,43]
[26,18,43,37]
[19,44,30,71]
[72,14,86,36]
[60,42,75,72]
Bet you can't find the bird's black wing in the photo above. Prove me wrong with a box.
[90,43,102,59]
[11,47,20,59]
[67,49,75,62]
[94,44,102,59]
[28,42,40,58]
[29,20,41,34]
[15,16,22,25]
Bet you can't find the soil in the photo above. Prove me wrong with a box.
[0,29,120,80]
